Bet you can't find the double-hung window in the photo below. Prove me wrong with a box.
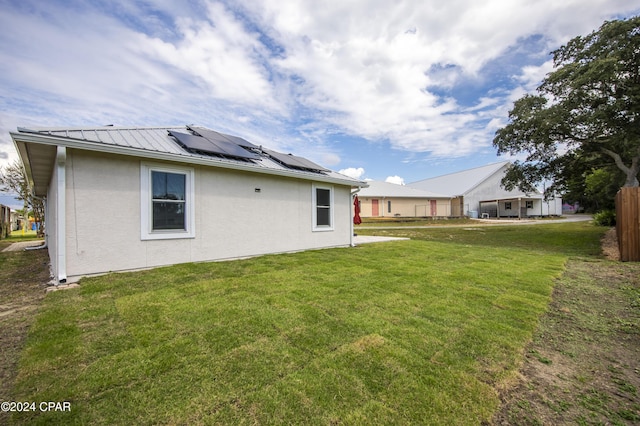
[313,184,334,231]
[141,163,195,240]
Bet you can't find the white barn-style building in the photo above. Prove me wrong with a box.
[408,161,562,219]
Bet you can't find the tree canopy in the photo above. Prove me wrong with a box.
[493,16,640,199]
[0,160,45,236]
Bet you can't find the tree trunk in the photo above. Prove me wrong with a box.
[602,148,640,187]
[624,171,639,187]
[624,156,639,187]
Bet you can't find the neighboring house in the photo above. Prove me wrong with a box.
[10,210,21,231]
[356,180,451,218]
[11,125,366,284]
[408,161,562,218]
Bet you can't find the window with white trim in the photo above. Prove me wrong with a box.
[141,163,195,240]
[312,184,334,231]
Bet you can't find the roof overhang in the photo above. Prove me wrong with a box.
[13,137,57,197]
[358,194,451,199]
[11,131,368,196]
[479,194,543,203]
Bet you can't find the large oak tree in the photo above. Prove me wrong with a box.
[493,16,640,198]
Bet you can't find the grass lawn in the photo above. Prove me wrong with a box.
[11,222,604,424]
[0,236,49,426]
[358,217,477,227]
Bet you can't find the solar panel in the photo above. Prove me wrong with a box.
[169,131,218,153]
[263,148,329,172]
[169,130,260,160]
[190,126,258,149]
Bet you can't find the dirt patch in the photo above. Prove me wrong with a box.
[601,227,620,261]
[0,248,50,425]
[493,239,640,425]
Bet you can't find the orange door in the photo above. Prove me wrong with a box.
[372,199,380,217]
[430,200,437,216]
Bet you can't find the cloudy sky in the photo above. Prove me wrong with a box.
[1,0,639,208]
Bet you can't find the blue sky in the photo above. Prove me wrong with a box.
[1,0,639,209]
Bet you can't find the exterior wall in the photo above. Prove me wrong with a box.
[358,197,381,217]
[498,200,531,217]
[451,197,463,217]
[515,199,562,217]
[463,165,562,217]
[463,165,516,215]
[358,197,450,217]
[481,197,563,218]
[542,197,563,216]
[63,150,353,281]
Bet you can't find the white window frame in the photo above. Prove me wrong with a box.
[312,183,334,232]
[141,162,195,240]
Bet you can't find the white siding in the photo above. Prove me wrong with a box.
[463,164,516,214]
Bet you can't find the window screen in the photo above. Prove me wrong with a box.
[316,188,331,227]
[151,171,186,230]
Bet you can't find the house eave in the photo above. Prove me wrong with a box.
[11,131,368,189]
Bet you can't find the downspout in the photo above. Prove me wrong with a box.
[350,188,361,247]
[56,146,67,284]
[25,240,48,250]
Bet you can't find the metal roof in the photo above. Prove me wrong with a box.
[357,180,449,198]
[11,126,366,196]
[407,161,511,196]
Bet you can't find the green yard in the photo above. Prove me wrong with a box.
[10,222,605,424]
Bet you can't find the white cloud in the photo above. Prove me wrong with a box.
[0,0,638,171]
[339,167,365,180]
[517,60,555,92]
[140,2,283,111]
[237,0,640,157]
[385,175,405,185]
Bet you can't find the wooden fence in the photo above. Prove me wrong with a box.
[615,187,640,261]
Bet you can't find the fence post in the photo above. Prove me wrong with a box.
[616,187,640,261]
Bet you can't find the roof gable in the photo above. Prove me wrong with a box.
[408,161,511,196]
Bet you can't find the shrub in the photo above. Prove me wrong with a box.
[593,209,616,226]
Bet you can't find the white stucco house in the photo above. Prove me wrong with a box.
[11,125,366,284]
[408,161,562,219]
[356,180,452,218]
